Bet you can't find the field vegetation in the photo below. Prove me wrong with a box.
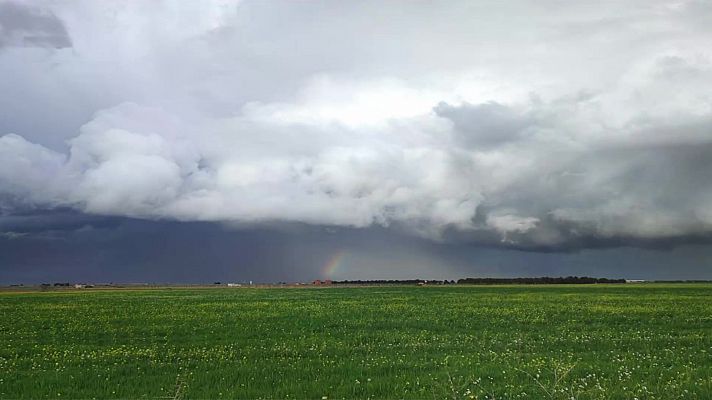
[1,284,711,399]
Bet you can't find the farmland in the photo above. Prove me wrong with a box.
[1,285,712,399]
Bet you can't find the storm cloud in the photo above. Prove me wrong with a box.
[2,0,712,255]
[0,1,71,49]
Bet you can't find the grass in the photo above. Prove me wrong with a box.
[1,284,712,399]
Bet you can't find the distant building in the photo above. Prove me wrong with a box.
[626,279,646,283]
[74,284,86,289]
[313,279,333,285]
[227,283,242,287]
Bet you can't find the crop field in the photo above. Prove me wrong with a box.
[1,285,712,399]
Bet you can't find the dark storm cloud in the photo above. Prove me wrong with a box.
[2,0,712,282]
[0,1,71,49]
[0,216,442,283]
[3,213,712,284]
[442,211,712,254]
[0,208,121,235]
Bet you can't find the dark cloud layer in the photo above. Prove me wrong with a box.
[2,213,712,284]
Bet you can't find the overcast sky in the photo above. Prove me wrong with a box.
[2,0,712,283]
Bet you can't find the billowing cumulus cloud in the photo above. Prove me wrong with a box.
[2,0,712,251]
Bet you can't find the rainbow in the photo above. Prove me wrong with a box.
[322,251,347,278]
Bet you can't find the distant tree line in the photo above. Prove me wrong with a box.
[331,277,626,285]
[457,276,626,284]
[333,279,456,285]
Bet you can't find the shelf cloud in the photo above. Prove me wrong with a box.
[2,0,712,252]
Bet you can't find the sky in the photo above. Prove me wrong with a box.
[2,0,712,283]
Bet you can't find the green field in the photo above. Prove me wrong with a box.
[2,285,712,399]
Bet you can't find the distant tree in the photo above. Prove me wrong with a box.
[456,276,626,285]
